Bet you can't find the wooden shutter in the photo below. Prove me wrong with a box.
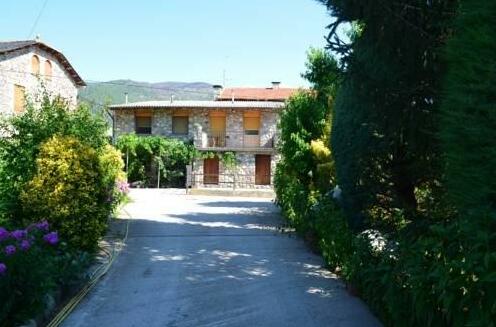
[203,157,219,185]
[209,112,226,147]
[244,112,260,146]
[210,115,226,133]
[244,117,260,131]
[14,85,26,114]
[255,155,271,185]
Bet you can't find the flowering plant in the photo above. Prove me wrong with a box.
[0,221,59,277]
[0,221,67,324]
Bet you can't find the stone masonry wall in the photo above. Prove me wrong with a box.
[0,47,79,115]
[113,108,198,141]
[191,152,280,190]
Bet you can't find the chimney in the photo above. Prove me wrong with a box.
[124,92,128,104]
[35,34,41,42]
[170,95,175,103]
[271,81,281,89]
[212,84,223,100]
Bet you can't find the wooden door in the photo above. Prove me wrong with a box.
[255,155,271,185]
[203,157,219,185]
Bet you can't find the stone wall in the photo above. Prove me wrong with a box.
[113,108,199,141]
[191,152,280,190]
[0,46,79,115]
[114,109,135,136]
[113,107,280,148]
[260,111,278,148]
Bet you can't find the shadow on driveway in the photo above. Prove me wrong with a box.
[61,191,381,327]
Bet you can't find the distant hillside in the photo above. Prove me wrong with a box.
[79,80,214,106]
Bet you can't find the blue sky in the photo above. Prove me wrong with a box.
[0,0,332,87]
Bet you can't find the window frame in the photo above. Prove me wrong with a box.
[135,111,152,135]
[44,60,52,81]
[31,55,40,75]
[172,115,189,135]
[14,84,26,114]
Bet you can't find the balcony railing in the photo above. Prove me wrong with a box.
[201,131,274,149]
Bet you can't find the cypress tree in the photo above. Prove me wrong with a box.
[440,0,496,213]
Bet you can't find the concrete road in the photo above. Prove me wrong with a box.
[62,189,381,327]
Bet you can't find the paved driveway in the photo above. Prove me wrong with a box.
[63,189,381,327]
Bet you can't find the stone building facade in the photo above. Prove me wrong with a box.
[110,100,284,190]
[0,40,85,115]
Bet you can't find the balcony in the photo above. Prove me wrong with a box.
[197,130,275,151]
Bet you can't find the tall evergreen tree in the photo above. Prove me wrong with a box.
[440,0,496,213]
[319,0,458,229]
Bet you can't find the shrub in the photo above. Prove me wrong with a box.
[0,96,109,225]
[20,136,108,252]
[99,145,127,207]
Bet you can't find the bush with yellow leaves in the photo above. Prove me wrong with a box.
[20,135,108,251]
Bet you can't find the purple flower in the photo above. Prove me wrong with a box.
[11,229,27,240]
[0,227,9,241]
[0,263,6,275]
[20,239,31,251]
[5,245,16,256]
[43,232,58,245]
[36,220,49,231]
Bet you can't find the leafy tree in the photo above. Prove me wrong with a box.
[116,134,195,187]
[275,48,340,227]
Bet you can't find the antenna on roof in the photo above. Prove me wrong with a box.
[35,34,41,42]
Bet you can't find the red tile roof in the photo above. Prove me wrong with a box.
[217,87,299,102]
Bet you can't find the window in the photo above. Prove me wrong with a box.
[135,111,152,134]
[14,85,26,114]
[209,111,226,147]
[31,55,40,75]
[244,111,260,147]
[172,112,189,135]
[244,111,260,135]
[44,60,52,80]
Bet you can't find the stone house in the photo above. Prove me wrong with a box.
[0,40,85,115]
[109,84,298,190]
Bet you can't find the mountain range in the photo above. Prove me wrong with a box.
[79,80,215,107]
